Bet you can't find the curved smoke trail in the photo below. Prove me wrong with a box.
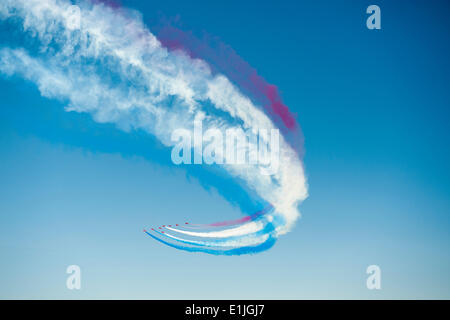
[156,24,304,154]
[0,0,308,255]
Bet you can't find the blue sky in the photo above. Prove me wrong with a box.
[0,0,449,299]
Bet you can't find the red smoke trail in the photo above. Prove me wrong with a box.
[194,204,273,227]
[156,25,304,154]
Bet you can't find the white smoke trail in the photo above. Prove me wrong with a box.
[165,221,265,238]
[162,230,270,248]
[0,0,308,247]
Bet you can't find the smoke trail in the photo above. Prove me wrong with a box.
[0,0,308,254]
[156,25,303,149]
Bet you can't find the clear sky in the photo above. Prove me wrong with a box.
[0,0,449,299]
